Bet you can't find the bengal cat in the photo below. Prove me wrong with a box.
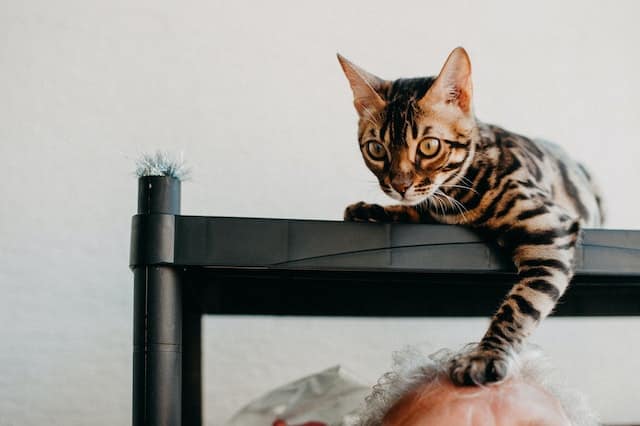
[338,47,603,386]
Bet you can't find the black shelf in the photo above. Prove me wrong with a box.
[129,176,640,426]
[132,214,640,276]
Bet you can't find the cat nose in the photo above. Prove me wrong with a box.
[390,170,414,196]
[391,181,411,195]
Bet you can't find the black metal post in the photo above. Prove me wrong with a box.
[182,280,203,426]
[132,176,182,426]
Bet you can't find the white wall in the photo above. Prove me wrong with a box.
[1,0,639,424]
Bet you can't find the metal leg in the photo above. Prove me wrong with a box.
[133,266,182,426]
[182,279,202,425]
[132,176,183,425]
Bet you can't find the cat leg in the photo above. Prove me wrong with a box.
[449,205,580,385]
[343,201,435,223]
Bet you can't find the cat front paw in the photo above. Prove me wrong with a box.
[344,201,390,222]
[448,348,511,386]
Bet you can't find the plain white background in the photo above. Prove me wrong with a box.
[1,0,639,424]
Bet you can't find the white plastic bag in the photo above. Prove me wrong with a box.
[225,366,369,426]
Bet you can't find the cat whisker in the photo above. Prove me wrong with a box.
[439,184,479,194]
[435,189,469,222]
[430,193,446,217]
[446,171,474,188]
[459,176,474,187]
[439,197,449,216]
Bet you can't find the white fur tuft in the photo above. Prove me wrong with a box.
[135,151,190,181]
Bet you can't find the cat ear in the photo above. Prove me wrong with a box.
[337,54,386,118]
[420,47,473,114]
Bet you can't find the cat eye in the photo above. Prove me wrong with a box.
[418,137,441,158]
[366,141,387,160]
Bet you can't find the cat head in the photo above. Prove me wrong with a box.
[338,47,476,205]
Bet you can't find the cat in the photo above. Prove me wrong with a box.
[337,47,603,386]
